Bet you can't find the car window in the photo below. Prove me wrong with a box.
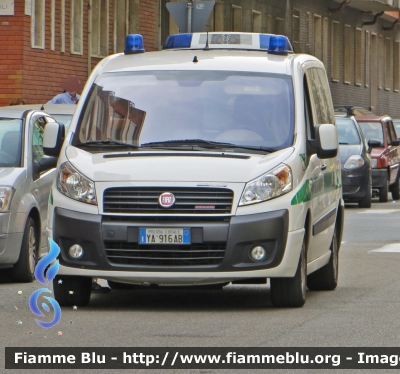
[32,116,48,163]
[336,118,360,144]
[0,119,23,167]
[387,121,397,143]
[385,122,392,144]
[358,122,384,144]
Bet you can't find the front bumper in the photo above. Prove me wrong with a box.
[50,207,304,284]
[341,165,370,200]
[372,169,388,189]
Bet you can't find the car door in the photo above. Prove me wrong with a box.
[304,67,340,261]
[30,114,58,252]
[385,120,400,184]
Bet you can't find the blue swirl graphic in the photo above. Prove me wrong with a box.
[29,288,62,329]
[34,238,60,285]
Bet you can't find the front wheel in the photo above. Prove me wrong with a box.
[270,237,307,308]
[379,173,389,203]
[10,217,37,283]
[53,275,92,306]
[307,229,339,291]
[390,173,400,200]
[359,176,372,208]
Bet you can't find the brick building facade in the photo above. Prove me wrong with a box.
[1,0,400,117]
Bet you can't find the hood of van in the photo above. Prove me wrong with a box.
[65,146,294,183]
[0,168,26,189]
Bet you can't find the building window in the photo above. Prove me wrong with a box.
[314,15,322,60]
[252,11,261,33]
[50,0,55,50]
[323,17,329,68]
[385,38,392,90]
[306,12,311,54]
[92,0,109,57]
[344,25,351,84]
[355,29,362,86]
[394,41,399,92]
[266,14,273,33]
[379,35,384,89]
[115,0,139,53]
[231,5,242,31]
[331,21,340,81]
[292,9,300,52]
[71,0,83,54]
[60,0,65,52]
[31,0,45,49]
[214,1,224,31]
[365,31,370,87]
[275,17,285,35]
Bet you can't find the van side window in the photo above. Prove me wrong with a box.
[305,68,335,126]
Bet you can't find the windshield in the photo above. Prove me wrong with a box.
[358,122,383,144]
[72,71,294,150]
[51,114,72,131]
[336,118,360,144]
[0,119,23,167]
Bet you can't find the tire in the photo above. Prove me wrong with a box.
[390,173,400,200]
[358,176,372,208]
[53,275,92,306]
[270,237,307,308]
[379,173,389,203]
[307,229,339,291]
[10,217,37,283]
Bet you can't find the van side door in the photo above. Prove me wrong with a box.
[304,67,340,261]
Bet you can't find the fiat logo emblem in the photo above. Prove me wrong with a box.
[159,192,175,208]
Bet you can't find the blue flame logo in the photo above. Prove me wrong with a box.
[29,238,62,329]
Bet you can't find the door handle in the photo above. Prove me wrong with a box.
[321,164,327,171]
[34,189,39,195]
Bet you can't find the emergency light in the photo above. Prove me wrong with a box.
[124,34,145,54]
[162,32,293,55]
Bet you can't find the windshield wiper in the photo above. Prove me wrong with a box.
[141,139,278,153]
[338,142,349,145]
[76,140,139,148]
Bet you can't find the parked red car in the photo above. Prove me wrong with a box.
[356,115,400,202]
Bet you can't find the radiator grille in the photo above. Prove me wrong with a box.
[103,187,233,214]
[105,242,226,266]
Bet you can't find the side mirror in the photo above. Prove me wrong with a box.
[308,124,338,159]
[391,139,400,146]
[43,122,65,157]
[367,139,382,153]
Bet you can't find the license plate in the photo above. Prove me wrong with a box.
[139,228,191,245]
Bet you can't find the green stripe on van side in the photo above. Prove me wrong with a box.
[291,170,341,205]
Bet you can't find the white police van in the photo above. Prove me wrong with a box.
[43,32,343,308]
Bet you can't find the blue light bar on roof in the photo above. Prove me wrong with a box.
[267,35,293,55]
[124,34,145,55]
[163,34,193,49]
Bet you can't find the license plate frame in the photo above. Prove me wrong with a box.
[139,228,191,245]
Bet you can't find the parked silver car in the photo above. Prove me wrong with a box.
[0,106,62,282]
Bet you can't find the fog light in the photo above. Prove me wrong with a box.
[69,244,83,259]
[250,246,266,261]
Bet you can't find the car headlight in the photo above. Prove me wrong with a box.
[0,187,14,212]
[371,158,377,169]
[344,155,365,170]
[57,162,97,205]
[239,164,292,206]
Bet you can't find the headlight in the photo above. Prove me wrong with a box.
[57,162,97,205]
[239,164,292,206]
[371,158,378,169]
[0,187,14,212]
[344,155,365,170]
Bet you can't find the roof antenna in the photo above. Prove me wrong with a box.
[204,31,210,51]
